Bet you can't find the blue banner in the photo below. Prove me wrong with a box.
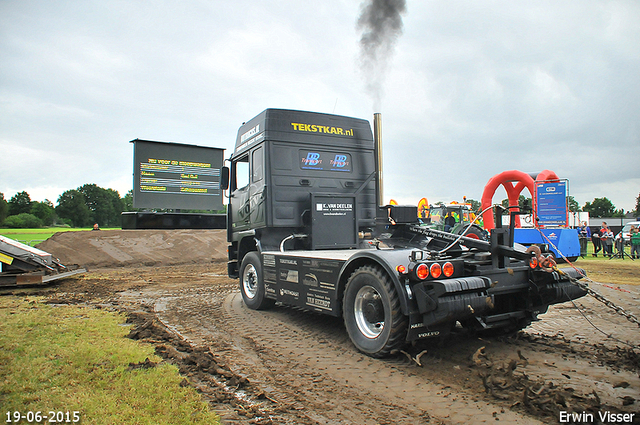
[536,181,567,226]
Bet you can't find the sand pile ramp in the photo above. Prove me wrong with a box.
[36,229,229,269]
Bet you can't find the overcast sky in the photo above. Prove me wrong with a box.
[1,0,639,212]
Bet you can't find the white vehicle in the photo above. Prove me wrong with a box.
[617,221,640,244]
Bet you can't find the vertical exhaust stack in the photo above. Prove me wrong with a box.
[373,112,384,207]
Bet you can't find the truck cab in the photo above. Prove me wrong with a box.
[228,109,378,277]
[226,109,588,358]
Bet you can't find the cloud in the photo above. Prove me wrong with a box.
[379,1,640,210]
[0,0,638,213]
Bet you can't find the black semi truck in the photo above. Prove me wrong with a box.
[226,108,587,357]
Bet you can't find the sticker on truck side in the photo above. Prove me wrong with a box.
[299,150,352,172]
[291,122,354,136]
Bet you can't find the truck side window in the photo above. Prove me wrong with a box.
[252,147,264,183]
[233,155,250,191]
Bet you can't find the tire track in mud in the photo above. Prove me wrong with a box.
[154,289,420,424]
[145,282,527,423]
[118,272,639,424]
[222,292,541,425]
[527,298,640,348]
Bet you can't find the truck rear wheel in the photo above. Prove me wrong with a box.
[343,265,408,357]
[240,252,274,310]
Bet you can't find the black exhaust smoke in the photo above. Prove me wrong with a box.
[357,0,407,111]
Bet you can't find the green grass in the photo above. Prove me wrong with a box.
[0,297,219,425]
[529,239,640,286]
[574,253,640,287]
[0,228,119,246]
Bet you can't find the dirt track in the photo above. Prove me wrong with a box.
[27,231,640,423]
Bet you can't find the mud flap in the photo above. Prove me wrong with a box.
[412,276,494,332]
[530,267,588,306]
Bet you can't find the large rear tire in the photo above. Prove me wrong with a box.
[342,265,408,357]
[455,224,488,241]
[240,252,275,310]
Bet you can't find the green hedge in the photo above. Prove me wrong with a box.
[3,213,43,228]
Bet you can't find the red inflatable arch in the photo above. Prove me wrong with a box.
[480,169,560,230]
[535,169,560,183]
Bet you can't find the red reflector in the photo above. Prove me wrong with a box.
[396,265,406,274]
[416,263,429,280]
[443,262,454,277]
[430,263,442,279]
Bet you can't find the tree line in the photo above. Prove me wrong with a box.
[0,184,134,228]
[1,185,638,229]
[421,194,639,219]
[494,195,640,218]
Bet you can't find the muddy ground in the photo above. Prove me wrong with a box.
[10,230,640,423]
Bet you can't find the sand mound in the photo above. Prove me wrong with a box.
[36,229,228,269]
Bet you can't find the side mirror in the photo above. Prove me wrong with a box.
[220,166,230,190]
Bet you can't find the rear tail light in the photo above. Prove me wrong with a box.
[430,263,442,279]
[416,263,429,280]
[443,262,454,277]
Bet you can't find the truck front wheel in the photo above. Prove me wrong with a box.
[343,265,408,357]
[240,252,274,310]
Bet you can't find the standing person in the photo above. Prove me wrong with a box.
[578,221,591,258]
[600,222,614,257]
[591,226,601,257]
[630,225,640,260]
[615,232,625,257]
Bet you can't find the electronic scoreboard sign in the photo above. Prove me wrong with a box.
[131,139,225,210]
